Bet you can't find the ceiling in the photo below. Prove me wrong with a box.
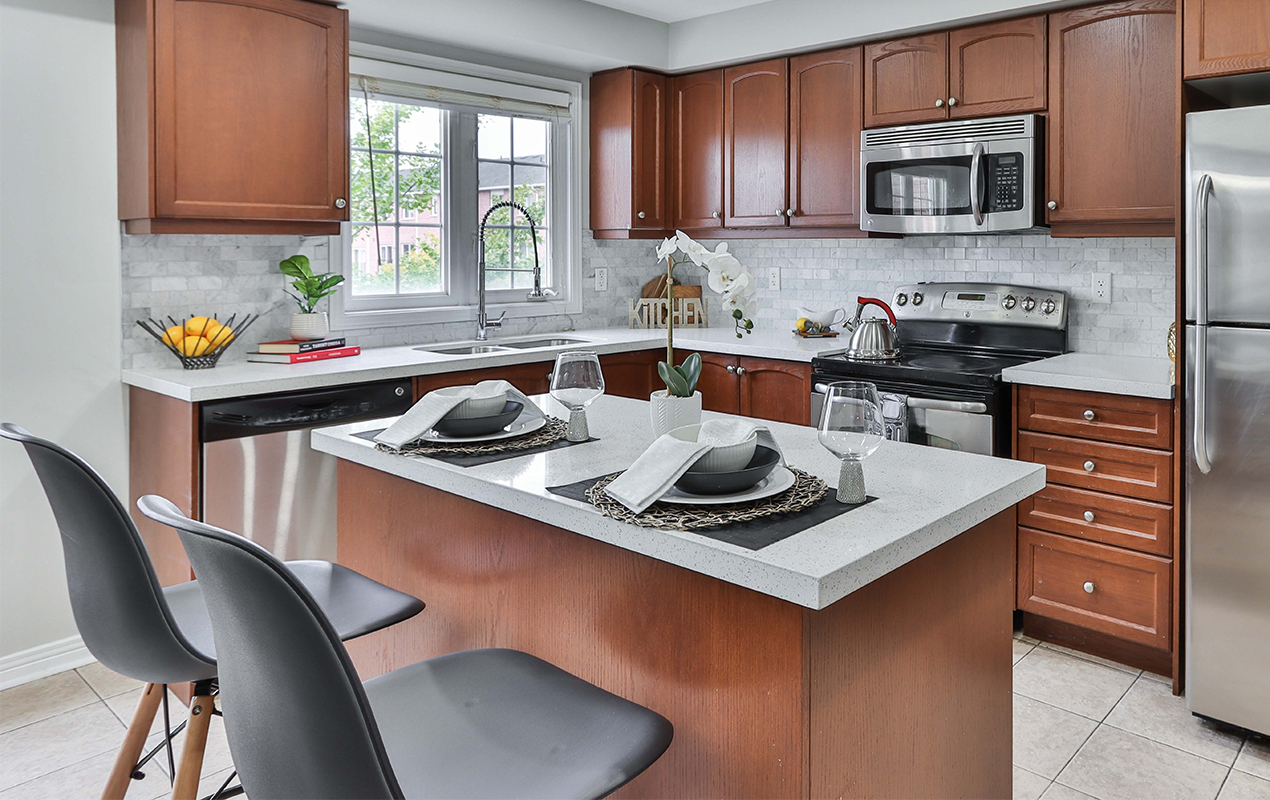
[581,0,772,23]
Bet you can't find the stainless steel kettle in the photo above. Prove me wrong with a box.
[845,297,901,361]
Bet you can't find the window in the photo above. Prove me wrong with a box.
[333,48,581,328]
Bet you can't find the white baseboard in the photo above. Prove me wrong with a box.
[0,635,95,691]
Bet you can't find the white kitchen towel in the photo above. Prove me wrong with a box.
[604,419,784,513]
[373,380,543,449]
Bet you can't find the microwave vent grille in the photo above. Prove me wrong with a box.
[863,116,1032,148]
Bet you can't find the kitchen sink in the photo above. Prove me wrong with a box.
[501,338,590,349]
[415,344,513,355]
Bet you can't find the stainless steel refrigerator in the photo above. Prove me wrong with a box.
[1185,105,1270,736]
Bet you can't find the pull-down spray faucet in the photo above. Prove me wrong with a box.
[476,201,553,341]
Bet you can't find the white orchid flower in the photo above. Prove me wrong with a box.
[675,230,711,266]
[706,252,744,293]
[655,236,677,261]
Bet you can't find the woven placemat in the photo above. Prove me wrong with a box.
[373,416,569,457]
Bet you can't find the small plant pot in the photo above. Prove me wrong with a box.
[649,390,703,438]
[290,312,329,341]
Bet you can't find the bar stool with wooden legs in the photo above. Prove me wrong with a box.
[1,423,426,800]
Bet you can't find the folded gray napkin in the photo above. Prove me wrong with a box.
[373,380,543,449]
[604,419,784,514]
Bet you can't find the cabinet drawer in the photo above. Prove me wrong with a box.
[1018,527,1170,650]
[1017,431,1172,502]
[1017,386,1172,449]
[1019,484,1171,556]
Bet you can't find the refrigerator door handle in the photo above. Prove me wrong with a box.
[1196,173,1213,326]
[1194,324,1213,474]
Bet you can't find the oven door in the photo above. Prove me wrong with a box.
[861,138,1034,234]
[811,378,999,456]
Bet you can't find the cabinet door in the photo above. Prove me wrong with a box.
[598,351,659,400]
[1184,0,1270,78]
[153,0,348,221]
[669,71,724,230]
[788,48,863,228]
[949,16,1047,118]
[685,352,741,414]
[738,358,811,425]
[413,362,552,400]
[723,59,789,228]
[632,70,667,230]
[863,33,949,128]
[1047,0,1176,225]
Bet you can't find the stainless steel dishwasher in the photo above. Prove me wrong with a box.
[201,379,412,561]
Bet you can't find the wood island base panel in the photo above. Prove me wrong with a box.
[336,461,1015,800]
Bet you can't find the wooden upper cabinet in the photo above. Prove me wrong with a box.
[589,68,666,236]
[669,71,724,230]
[117,0,349,234]
[1184,0,1270,78]
[1047,0,1177,227]
[724,59,790,228]
[864,34,949,128]
[788,47,863,228]
[948,16,1047,118]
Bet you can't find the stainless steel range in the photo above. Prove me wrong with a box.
[811,282,1068,456]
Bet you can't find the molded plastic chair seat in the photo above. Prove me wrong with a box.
[364,648,672,800]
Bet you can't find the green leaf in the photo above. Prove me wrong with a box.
[679,353,702,395]
[316,274,345,292]
[279,254,312,279]
[657,361,690,397]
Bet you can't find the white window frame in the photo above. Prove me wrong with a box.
[331,44,583,331]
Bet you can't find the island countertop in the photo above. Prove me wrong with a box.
[312,394,1044,610]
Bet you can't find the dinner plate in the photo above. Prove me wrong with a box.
[418,411,545,443]
[673,446,780,495]
[431,400,524,438]
[659,466,796,506]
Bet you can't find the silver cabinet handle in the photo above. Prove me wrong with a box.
[335,198,347,209]
[726,365,736,374]
[1083,581,1096,594]
[637,211,646,219]
[735,366,747,376]
[1195,173,1214,474]
[1084,460,1096,472]
[786,208,795,217]
[1047,200,1058,210]
[1083,510,1095,523]
[935,98,945,108]
[906,397,989,414]
[712,211,720,219]
[1083,410,1096,421]
[948,97,958,107]
[970,142,985,226]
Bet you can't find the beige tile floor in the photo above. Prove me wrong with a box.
[1,639,1267,799]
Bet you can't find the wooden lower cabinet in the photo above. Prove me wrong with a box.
[597,351,660,400]
[1018,484,1171,556]
[1017,430,1172,503]
[413,361,554,399]
[692,352,742,414]
[684,352,811,425]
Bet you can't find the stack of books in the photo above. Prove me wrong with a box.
[246,337,361,364]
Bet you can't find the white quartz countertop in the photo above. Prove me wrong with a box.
[1002,352,1175,399]
[121,327,848,402]
[311,395,1044,610]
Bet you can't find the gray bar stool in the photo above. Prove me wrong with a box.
[137,494,674,800]
[1,423,425,800]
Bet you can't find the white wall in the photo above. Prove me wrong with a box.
[0,0,123,661]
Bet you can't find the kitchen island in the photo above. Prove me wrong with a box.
[313,395,1045,799]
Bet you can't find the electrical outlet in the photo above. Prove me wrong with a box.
[594,267,608,292]
[769,268,781,292]
[1092,273,1111,304]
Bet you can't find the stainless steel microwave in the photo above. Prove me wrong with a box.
[860,114,1041,235]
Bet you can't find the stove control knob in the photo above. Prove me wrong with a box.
[895,293,908,306]
[1042,298,1057,315]
[1022,296,1036,312]
[1002,295,1017,310]
[912,292,924,306]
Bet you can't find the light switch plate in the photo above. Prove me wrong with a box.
[595,267,608,292]
[1092,273,1111,304]
[769,268,781,292]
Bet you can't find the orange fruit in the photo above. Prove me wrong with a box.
[184,316,215,336]
[161,325,185,347]
[179,337,211,357]
[204,323,234,347]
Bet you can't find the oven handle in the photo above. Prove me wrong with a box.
[970,142,985,226]
[813,384,988,414]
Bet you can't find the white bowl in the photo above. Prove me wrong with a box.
[669,424,759,473]
[434,385,509,419]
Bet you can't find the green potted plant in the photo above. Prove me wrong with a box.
[279,255,345,340]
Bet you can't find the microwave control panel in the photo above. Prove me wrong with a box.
[986,153,1024,212]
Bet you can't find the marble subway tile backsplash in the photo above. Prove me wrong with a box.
[120,232,1175,369]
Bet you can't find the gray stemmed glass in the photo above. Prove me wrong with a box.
[817,381,885,503]
[550,351,605,442]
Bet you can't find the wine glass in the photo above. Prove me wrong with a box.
[817,381,885,503]
[550,351,605,442]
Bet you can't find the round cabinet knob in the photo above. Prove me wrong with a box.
[1047,200,1058,210]
[335,198,347,209]
[895,293,909,306]
[712,211,720,219]
[1083,510,1096,523]
[1084,460,1096,472]
[637,211,646,219]
[912,292,924,306]
[726,365,736,374]
[935,98,945,108]
[394,386,405,397]
[736,366,747,376]
[1083,409,1096,421]
[1042,299,1057,315]
[948,97,958,107]
[786,208,795,217]
[1002,295,1017,310]
[1022,297,1036,312]
[1084,581,1096,594]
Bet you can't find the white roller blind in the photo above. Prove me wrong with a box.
[351,56,572,120]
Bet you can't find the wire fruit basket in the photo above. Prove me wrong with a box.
[136,313,259,370]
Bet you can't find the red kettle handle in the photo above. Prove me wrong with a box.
[857,297,897,326]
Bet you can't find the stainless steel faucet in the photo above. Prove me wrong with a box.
[477,201,550,341]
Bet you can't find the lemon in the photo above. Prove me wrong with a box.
[204,323,234,347]
[796,317,811,333]
[179,337,211,357]
[185,316,215,336]
[161,325,185,347]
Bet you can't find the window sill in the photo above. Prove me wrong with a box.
[331,295,579,331]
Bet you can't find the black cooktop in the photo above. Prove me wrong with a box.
[813,345,1041,391]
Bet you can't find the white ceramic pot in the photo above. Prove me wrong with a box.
[289,312,329,341]
[649,390,703,438]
